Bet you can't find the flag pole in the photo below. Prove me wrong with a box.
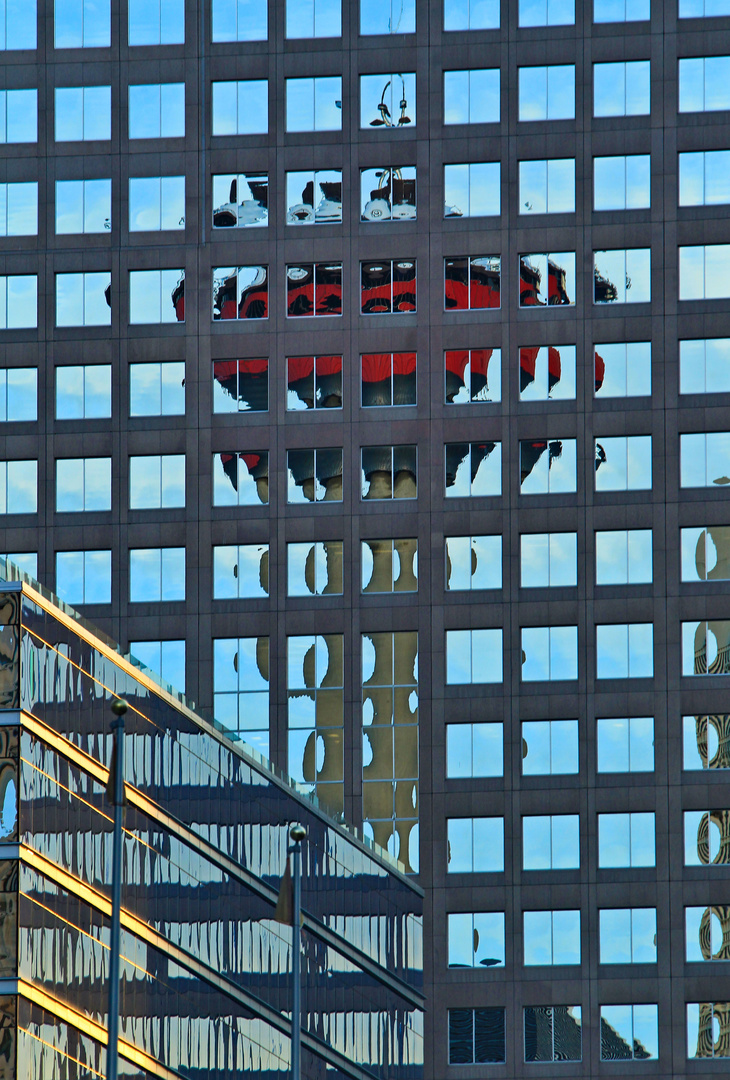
[289,824,307,1080]
[107,698,128,1080]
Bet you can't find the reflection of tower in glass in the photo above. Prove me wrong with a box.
[362,631,419,874]
[694,1002,730,1058]
[693,621,730,674]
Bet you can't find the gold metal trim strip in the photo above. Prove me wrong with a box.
[18,979,181,1079]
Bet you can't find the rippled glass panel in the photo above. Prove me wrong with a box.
[288,541,343,596]
[287,170,341,225]
[683,714,730,769]
[288,634,344,814]
[445,442,501,497]
[519,252,574,305]
[213,451,268,506]
[687,1002,730,1058]
[601,1005,658,1060]
[449,1007,505,1063]
[362,445,416,500]
[524,1006,581,1062]
[682,620,730,675]
[686,905,730,960]
[362,539,417,593]
[594,248,651,303]
[360,73,416,129]
[361,353,416,406]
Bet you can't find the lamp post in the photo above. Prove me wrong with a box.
[107,698,127,1080]
[289,823,307,1080]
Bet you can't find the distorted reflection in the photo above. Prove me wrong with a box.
[288,634,344,814]
[684,809,730,865]
[448,912,505,968]
[212,451,269,506]
[597,717,654,772]
[594,341,651,397]
[685,906,730,961]
[523,910,580,965]
[360,73,416,129]
[600,1005,658,1061]
[445,442,501,497]
[683,714,730,769]
[520,532,577,587]
[521,625,578,681]
[522,719,578,775]
[594,435,652,491]
[447,817,503,872]
[680,338,730,393]
[212,172,268,228]
[449,1007,506,1065]
[446,722,503,778]
[519,253,574,305]
[445,535,501,590]
[523,814,580,869]
[287,263,342,316]
[594,248,651,303]
[519,345,575,400]
[599,908,657,964]
[445,256,501,309]
[519,438,576,493]
[361,445,417,499]
[361,259,416,313]
[445,349,500,403]
[286,170,342,224]
[212,266,268,320]
[524,1006,581,1062]
[361,538,418,593]
[680,432,730,487]
[598,812,655,867]
[213,635,269,754]
[446,628,502,684]
[361,352,416,406]
[287,355,343,410]
[682,620,730,675]
[287,448,343,503]
[361,167,416,221]
[362,630,419,873]
[596,528,652,584]
[687,1002,730,1059]
[213,544,269,599]
[444,162,500,217]
[213,359,268,412]
[0,729,17,840]
[681,526,730,581]
[287,541,343,597]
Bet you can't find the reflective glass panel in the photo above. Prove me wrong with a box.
[448,912,505,967]
[523,815,580,869]
[0,182,37,235]
[447,817,504,872]
[518,65,575,120]
[446,722,503,777]
[444,161,500,217]
[595,529,652,584]
[360,73,416,129]
[519,439,577,493]
[594,60,650,116]
[521,626,578,680]
[519,0,574,24]
[287,170,342,225]
[524,910,581,965]
[445,349,501,403]
[594,341,651,397]
[129,176,185,231]
[446,628,502,684]
[0,368,37,422]
[519,252,575,305]
[130,269,185,323]
[598,811,655,867]
[520,533,577,587]
[594,154,650,210]
[287,540,343,596]
[286,0,341,37]
[519,159,575,214]
[55,178,110,233]
[680,339,730,393]
[128,0,184,44]
[445,442,502,497]
[522,720,578,775]
[213,172,268,227]
[444,69,500,124]
[594,435,652,490]
[55,549,111,603]
[599,907,657,963]
[444,0,500,29]
[519,345,576,399]
[130,361,185,416]
[597,717,655,772]
[445,535,502,590]
[594,248,651,303]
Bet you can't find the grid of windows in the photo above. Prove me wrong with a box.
[3,7,728,1072]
